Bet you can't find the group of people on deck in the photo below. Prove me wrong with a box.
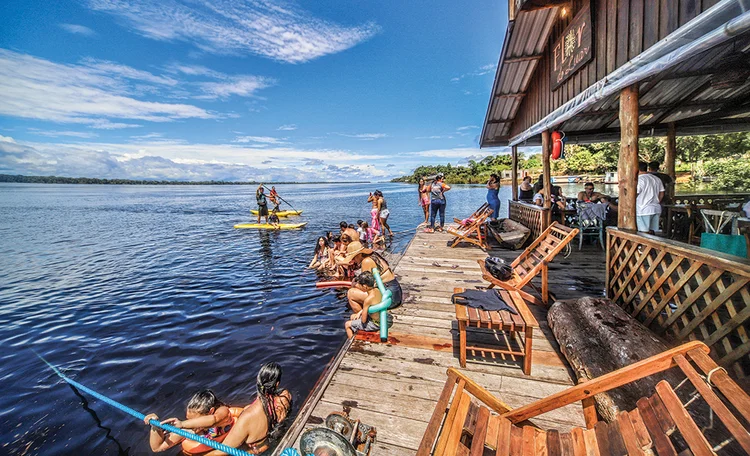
[418,173,452,232]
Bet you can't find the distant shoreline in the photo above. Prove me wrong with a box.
[0,174,371,185]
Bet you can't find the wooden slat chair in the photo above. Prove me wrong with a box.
[453,203,491,225]
[478,221,579,306]
[454,287,539,375]
[446,206,494,249]
[417,341,750,456]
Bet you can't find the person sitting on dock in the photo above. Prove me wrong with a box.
[308,236,331,270]
[337,241,403,311]
[532,184,545,207]
[143,390,234,452]
[577,182,605,203]
[339,221,360,243]
[345,271,393,337]
[203,362,292,456]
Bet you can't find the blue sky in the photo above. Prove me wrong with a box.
[0,0,508,181]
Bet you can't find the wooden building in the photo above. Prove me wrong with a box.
[481,0,750,378]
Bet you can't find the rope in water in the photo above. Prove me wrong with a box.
[36,352,255,456]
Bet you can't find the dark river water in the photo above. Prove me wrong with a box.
[0,182,495,456]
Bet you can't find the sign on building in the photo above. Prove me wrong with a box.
[551,4,593,90]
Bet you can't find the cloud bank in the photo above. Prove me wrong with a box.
[86,0,380,63]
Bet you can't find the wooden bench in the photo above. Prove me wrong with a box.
[478,221,578,306]
[453,287,538,375]
[446,206,494,249]
[417,341,750,455]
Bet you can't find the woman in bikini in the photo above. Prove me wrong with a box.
[374,190,393,236]
[308,237,330,270]
[418,177,430,225]
[367,192,381,232]
[203,362,291,456]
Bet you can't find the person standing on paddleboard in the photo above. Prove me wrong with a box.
[256,185,269,224]
[269,186,281,212]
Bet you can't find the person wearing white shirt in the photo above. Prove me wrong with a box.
[636,161,665,234]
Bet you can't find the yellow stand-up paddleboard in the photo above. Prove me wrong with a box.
[250,210,302,217]
[234,222,307,229]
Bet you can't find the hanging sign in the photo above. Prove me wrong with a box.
[551,4,593,90]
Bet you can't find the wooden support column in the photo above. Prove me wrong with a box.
[511,145,519,201]
[665,122,677,201]
[542,130,552,229]
[618,85,639,231]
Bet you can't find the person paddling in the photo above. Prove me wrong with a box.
[256,185,269,224]
[203,363,291,456]
[269,186,281,212]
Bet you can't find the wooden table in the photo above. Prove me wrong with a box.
[453,287,538,375]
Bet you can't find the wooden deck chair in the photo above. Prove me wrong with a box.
[478,221,578,306]
[446,206,494,249]
[417,341,750,456]
[453,203,490,225]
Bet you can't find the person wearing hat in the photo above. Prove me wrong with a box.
[337,241,403,312]
[425,173,450,233]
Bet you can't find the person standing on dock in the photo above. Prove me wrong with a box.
[486,174,501,221]
[519,176,534,201]
[256,185,269,224]
[648,161,673,205]
[374,190,393,236]
[426,173,450,233]
[418,177,430,226]
[636,161,665,235]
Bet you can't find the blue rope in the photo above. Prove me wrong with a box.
[36,352,255,456]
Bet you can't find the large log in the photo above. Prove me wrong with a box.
[547,297,680,422]
[618,85,639,231]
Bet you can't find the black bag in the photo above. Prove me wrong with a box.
[485,257,513,281]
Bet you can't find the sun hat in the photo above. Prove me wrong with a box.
[337,241,372,265]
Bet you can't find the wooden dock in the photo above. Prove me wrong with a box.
[275,228,607,455]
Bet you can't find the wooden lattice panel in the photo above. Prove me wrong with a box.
[606,228,750,378]
[509,200,549,241]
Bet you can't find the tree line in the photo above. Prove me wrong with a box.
[394,133,750,191]
[0,175,368,185]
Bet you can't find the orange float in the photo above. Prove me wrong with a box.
[181,406,246,455]
[551,130,565,160]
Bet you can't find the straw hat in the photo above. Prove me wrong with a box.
[337,241,372,265]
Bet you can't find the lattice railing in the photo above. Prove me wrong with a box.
[509,200,549,241]
[606,228,750,378]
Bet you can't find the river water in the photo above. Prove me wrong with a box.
[0,182,494,455]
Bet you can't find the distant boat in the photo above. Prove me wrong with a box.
[604,171,618,184]
[551,175,582,184]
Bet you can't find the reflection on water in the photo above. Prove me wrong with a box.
[0,182,491,455]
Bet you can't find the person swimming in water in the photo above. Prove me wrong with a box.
[143,390,235,452]
[203,362,292,456]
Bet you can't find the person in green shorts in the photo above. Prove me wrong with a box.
[256,185,269,224]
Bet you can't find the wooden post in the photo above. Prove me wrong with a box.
[618,85,639,231]
[665,122,677,201]
[542,130,552,228]
[512,145,519,202]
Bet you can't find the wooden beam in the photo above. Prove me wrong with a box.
[512,145,519,201]
[504,55,543,64]
[665,123,677,202]
[541,130,552,229]
[618,85,639,231]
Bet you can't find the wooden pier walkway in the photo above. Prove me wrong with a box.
[276,228,606,455]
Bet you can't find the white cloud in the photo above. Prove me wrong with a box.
[59,23,96,36]
[334,133,388,140]
[0,135,17,144]
[28,129,99,139]
[233,135,287,145]
[277,124,297,131]
[0,136,391,181]
[415,135,454,140]
[197,75,273,99]
[451,63,495,83]
[87,0,380,63]
[457,125,479,131]
[410,147,484,159]
[0,49,216,126]
[81,58,179,86]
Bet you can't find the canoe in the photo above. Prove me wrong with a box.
[234,222,307,229]
[250,210,302,217]
[486,218,531,250]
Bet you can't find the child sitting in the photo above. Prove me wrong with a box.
[358,221,384,246]
[345,271,393,337]
[143,390,234,452]
[268,210,280,229]
[308,236,331,270]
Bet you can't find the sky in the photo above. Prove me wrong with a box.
[0,0,509,182]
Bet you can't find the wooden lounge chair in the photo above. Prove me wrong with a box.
[453,203,490,225]
[447,206,494,249]
[478,222,578,306]
[454,287,538,375]
[417,341,750,456]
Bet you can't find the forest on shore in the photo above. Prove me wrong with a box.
[0,175,367,185]
[393,132,750,191]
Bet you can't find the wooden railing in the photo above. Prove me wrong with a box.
[606,227,750,378]
[672,193,750,208]
[509,200,549,241]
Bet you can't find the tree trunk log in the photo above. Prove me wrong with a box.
[618,85,639,231]
[511,145,519,202]
[547,297,680,423]
[542,130,552,229]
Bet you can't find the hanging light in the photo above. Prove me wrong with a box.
[561,7,568,18]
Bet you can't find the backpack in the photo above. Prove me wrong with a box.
[485,257,513,281]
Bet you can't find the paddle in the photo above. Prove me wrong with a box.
[262,184,300,214]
